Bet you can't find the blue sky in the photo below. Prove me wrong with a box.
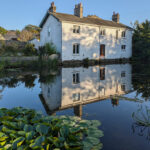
[0,0,149,30]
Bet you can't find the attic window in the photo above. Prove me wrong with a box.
[73,25,80,33]
[100,29,106,36]
[48,27,51,37]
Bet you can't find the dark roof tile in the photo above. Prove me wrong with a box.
[40,12,132,30]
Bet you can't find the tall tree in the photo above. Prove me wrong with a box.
[132,20,150,60]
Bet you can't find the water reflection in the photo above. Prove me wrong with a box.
[132,105,150,141]
[40,64,132,116]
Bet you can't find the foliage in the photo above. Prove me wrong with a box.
[132,20,150,61]
[39,43,57,56]
[132,63,150,100]
[0,26,7,35]
[83,58,89,66]
[23,43,37,56]
[24,25,41,35]
[18,30,33,42]
[0,107,103,150]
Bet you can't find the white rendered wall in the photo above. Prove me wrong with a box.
[62,22,132,61]
[40,15,62,54]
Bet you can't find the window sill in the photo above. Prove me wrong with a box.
[73,54,80,56]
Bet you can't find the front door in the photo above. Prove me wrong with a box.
[100,44,105,57]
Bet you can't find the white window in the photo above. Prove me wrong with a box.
[48,27,51,37]
[100,29,106,36]
[121,71,126,77]
[73,44,80,54]
[121,45,126,50]
[122,31,126,38]
[72,93,80,101]
[121,84,126,91]
[73,25,80,33]
[73,73,80,84]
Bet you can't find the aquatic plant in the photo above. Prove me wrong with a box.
[0,107,103,150]
[132,105,150,141]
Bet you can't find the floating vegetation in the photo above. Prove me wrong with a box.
[0,107,103,150]
[132,105,150,141]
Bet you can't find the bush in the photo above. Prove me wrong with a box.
[23,43,37,56]
[83,58,89,66]
[39,43,57,57]
[0,107,103,150]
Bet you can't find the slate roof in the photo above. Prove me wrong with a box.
[40,11,132,30]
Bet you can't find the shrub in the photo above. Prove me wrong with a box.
[45,43,57,55]
[0,107,103,150]
[23,43,37,56]
[83,58,89,66]
[39,43,57,57]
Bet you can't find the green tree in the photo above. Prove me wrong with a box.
[0,26,7,35]
[132,20,150,61]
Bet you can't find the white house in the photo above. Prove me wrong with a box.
[40,64,132,116]
[29,38,40,49]
[40,2,133,62]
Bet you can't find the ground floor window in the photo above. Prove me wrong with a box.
[72,93,80,101]
[121,45,126,51]
[100,44,105,56]
[73,73,80,84]
[121,84,126,91]
[100,68,105,80]
[73,44,80,54]
[121,71,126,77]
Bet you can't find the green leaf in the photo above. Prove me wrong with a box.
[24,124,33,132]
[18,131,26,136]
[36,124,50,135]
[30,136,45,148]
[12,137,25,149]
[26,131,35,141]
[0,132,6,137]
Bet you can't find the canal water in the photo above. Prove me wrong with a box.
[0,63,150,150]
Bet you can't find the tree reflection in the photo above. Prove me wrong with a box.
[132,63,150,100]
[132,105,150,141]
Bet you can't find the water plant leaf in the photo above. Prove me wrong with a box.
[26,131,35,141]
[36,124,50,135]
[24,124,34,132]
[12,137,25,149]
[30,136,45,148]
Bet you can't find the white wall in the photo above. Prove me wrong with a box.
[40,15,62,54]
[29,39,40,49]
[41,64,132,111]
[62,22,132,61]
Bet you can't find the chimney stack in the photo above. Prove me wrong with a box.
[112,12,120,23]
[49,2,56,13]
[74,3,83,18]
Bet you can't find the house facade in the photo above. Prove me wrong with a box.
[40,2,133,61]
[40,64,132,116]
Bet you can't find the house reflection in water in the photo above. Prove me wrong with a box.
[39,64,132,117]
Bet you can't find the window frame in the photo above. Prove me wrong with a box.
[73,25,80,34]
[73,43,80,55]
[121,31,126,38]
[72,93,80,101]
[121,45,126,51]
[100,29,106,36]
[73,72,80,84]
